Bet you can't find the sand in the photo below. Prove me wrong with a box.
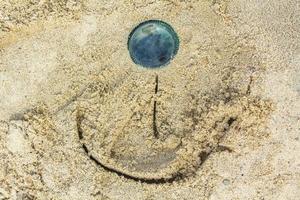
[0,0,299,199]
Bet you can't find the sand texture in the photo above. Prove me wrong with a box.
[0,0,299,199]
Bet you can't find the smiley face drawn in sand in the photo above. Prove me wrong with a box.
[75,20,272,183]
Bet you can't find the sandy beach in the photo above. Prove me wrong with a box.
[0,1,299,199]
